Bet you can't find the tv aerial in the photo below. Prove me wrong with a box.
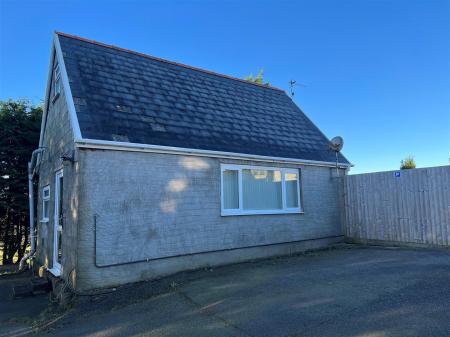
[330,136,344,174]
[289,80,307,98]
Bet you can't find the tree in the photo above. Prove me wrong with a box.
[245,69,270,86]
[0,100,42,264]
[400,156,416,170]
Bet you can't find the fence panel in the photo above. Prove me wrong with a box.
[344,166,450,247]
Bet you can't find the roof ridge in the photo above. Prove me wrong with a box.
[55,31,285,93]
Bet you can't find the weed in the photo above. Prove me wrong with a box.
[169,281,178,291]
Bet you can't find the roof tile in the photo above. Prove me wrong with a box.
[58,33,349,164]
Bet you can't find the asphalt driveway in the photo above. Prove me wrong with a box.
[0,270,49,337]
[30,246,450,336]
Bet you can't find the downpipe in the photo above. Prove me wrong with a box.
[19,148,45,271]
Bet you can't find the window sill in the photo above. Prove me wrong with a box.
[221,209,304,217]
[52,92,60,103]
[47,266,61,277]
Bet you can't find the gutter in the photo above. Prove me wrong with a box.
[19,148,45,270]
[75,138,353,169]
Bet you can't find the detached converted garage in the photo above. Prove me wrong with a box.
[32,32,350,290]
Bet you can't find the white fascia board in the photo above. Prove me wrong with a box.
[53,33,82,140]
[39,33,82,150]
[75,138,353,168]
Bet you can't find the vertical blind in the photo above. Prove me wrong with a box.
[285,172,299,208]
[223,170,239,209]
[243,169,282,210]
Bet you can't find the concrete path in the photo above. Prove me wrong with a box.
[36,246,450,336]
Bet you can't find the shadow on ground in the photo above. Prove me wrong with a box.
[6,245,450,337]
[0,269,50,337]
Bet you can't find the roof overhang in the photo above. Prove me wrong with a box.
[75,138,353,168]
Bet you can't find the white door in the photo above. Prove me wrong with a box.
[52,169,63,275]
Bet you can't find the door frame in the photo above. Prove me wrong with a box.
[50,169,63,276]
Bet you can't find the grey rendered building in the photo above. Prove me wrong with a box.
[33,32,350,291]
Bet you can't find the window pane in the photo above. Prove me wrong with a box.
[223,170,239,209]
[57,230,62,263]
[54,78,61,95]
[54,64,60,77]
[285,172,299,208]
[58,177,64,227]
[242,169,282,210]
[43,200,49,219]
[54,64,61,96]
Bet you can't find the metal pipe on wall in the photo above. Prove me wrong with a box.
[19,148,45,270]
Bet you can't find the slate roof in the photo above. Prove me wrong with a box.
[58,32,349,164]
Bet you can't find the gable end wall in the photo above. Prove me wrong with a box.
[36,52,78,282]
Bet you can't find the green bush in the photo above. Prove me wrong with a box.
[400,156,416,170]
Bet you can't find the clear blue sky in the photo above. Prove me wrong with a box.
[1,0,449,173]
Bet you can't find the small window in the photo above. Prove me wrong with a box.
[53,63,61,98]
[42,186,50,222]
[221,164,302,216]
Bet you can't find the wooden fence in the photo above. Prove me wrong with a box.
[343,166,450,247]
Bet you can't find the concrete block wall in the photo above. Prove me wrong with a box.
[75,149,345,290]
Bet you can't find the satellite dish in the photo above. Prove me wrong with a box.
[330,136,344,176]
[330,136,344,152]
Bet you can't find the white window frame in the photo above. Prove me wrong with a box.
[53,63,61,98]
[42,185,50,222]
[220,164,302,216]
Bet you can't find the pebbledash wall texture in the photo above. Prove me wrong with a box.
[73,149,345,290]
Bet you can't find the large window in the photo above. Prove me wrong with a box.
[221,164,302,216]
[42,185,50,222]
